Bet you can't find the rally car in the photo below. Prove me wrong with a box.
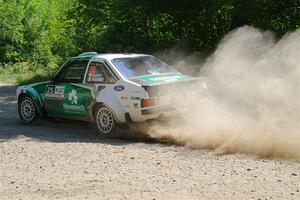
[17,52,207,135]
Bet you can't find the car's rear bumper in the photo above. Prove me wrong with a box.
[141,105,175,115]
[128,97,208,122]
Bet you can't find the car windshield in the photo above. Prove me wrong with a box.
[112,56,178,78]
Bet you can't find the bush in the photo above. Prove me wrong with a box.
[0,62,54,85]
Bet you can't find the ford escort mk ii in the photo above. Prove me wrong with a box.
[17,52,207,135]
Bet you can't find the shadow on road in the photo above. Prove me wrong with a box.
[0,84,155,145]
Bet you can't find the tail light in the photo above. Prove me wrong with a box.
[141,98,159,108]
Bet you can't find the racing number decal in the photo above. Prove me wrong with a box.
[46,86,54,94]
[45,85,65,99]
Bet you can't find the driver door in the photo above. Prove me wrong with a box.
[44,60,93,119]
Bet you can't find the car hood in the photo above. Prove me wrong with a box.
[129,73,194,86]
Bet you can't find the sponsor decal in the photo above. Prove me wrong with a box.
[68,89,78,104]
[90,73,104,82]
[45,85,65,99]
[63,89,85,114]
[120,96,128,100]
[130,96,141,100]
[133,102,139,108]
[148,76,180,82]
[114,85,125,91]
[63,103,85,113]
[92,77,104,82]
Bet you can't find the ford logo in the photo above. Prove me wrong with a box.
[114,85,125,91]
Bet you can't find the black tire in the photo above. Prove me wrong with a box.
[94,104,116,136]
[18,96,38,124]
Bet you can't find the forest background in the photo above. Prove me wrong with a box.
[0,0,299,84]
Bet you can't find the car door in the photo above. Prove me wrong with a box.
[44,60,94,119]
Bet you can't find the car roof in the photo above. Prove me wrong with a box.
[68,53,150,62]
[95,53,149,60]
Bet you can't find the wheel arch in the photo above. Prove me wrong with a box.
[94,92,126,123]
[18,88,44,116]
[91,102,104,117]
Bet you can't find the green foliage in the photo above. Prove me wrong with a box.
[0,0,76,67]
[0,62,54,85]
[0,0,299,85]
[231,0,300,37]
[0,0,25,62]
[69,0,236,53]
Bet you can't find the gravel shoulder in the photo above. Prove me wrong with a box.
[0,83,299,200]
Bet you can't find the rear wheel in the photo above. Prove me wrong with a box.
[94,105,116,136]
[18,96,38,124]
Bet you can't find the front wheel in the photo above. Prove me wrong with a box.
[18,96,38,124]
[94,105,116,136]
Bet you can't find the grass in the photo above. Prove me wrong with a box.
[0,73,18,84]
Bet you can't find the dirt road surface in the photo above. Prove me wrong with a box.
[0,83,299,200]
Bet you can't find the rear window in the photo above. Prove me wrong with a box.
[112,56,178,78]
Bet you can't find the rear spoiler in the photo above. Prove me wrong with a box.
[140,77,205,87]
[141,77,206,97]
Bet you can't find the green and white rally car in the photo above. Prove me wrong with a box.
[17,52,207,135]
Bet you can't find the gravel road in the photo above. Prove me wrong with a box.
[0,83,299,200]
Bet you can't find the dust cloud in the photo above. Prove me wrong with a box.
[146,26,300,160]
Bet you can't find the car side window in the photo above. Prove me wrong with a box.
[86,62,116,84]
[56,61,88,83]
